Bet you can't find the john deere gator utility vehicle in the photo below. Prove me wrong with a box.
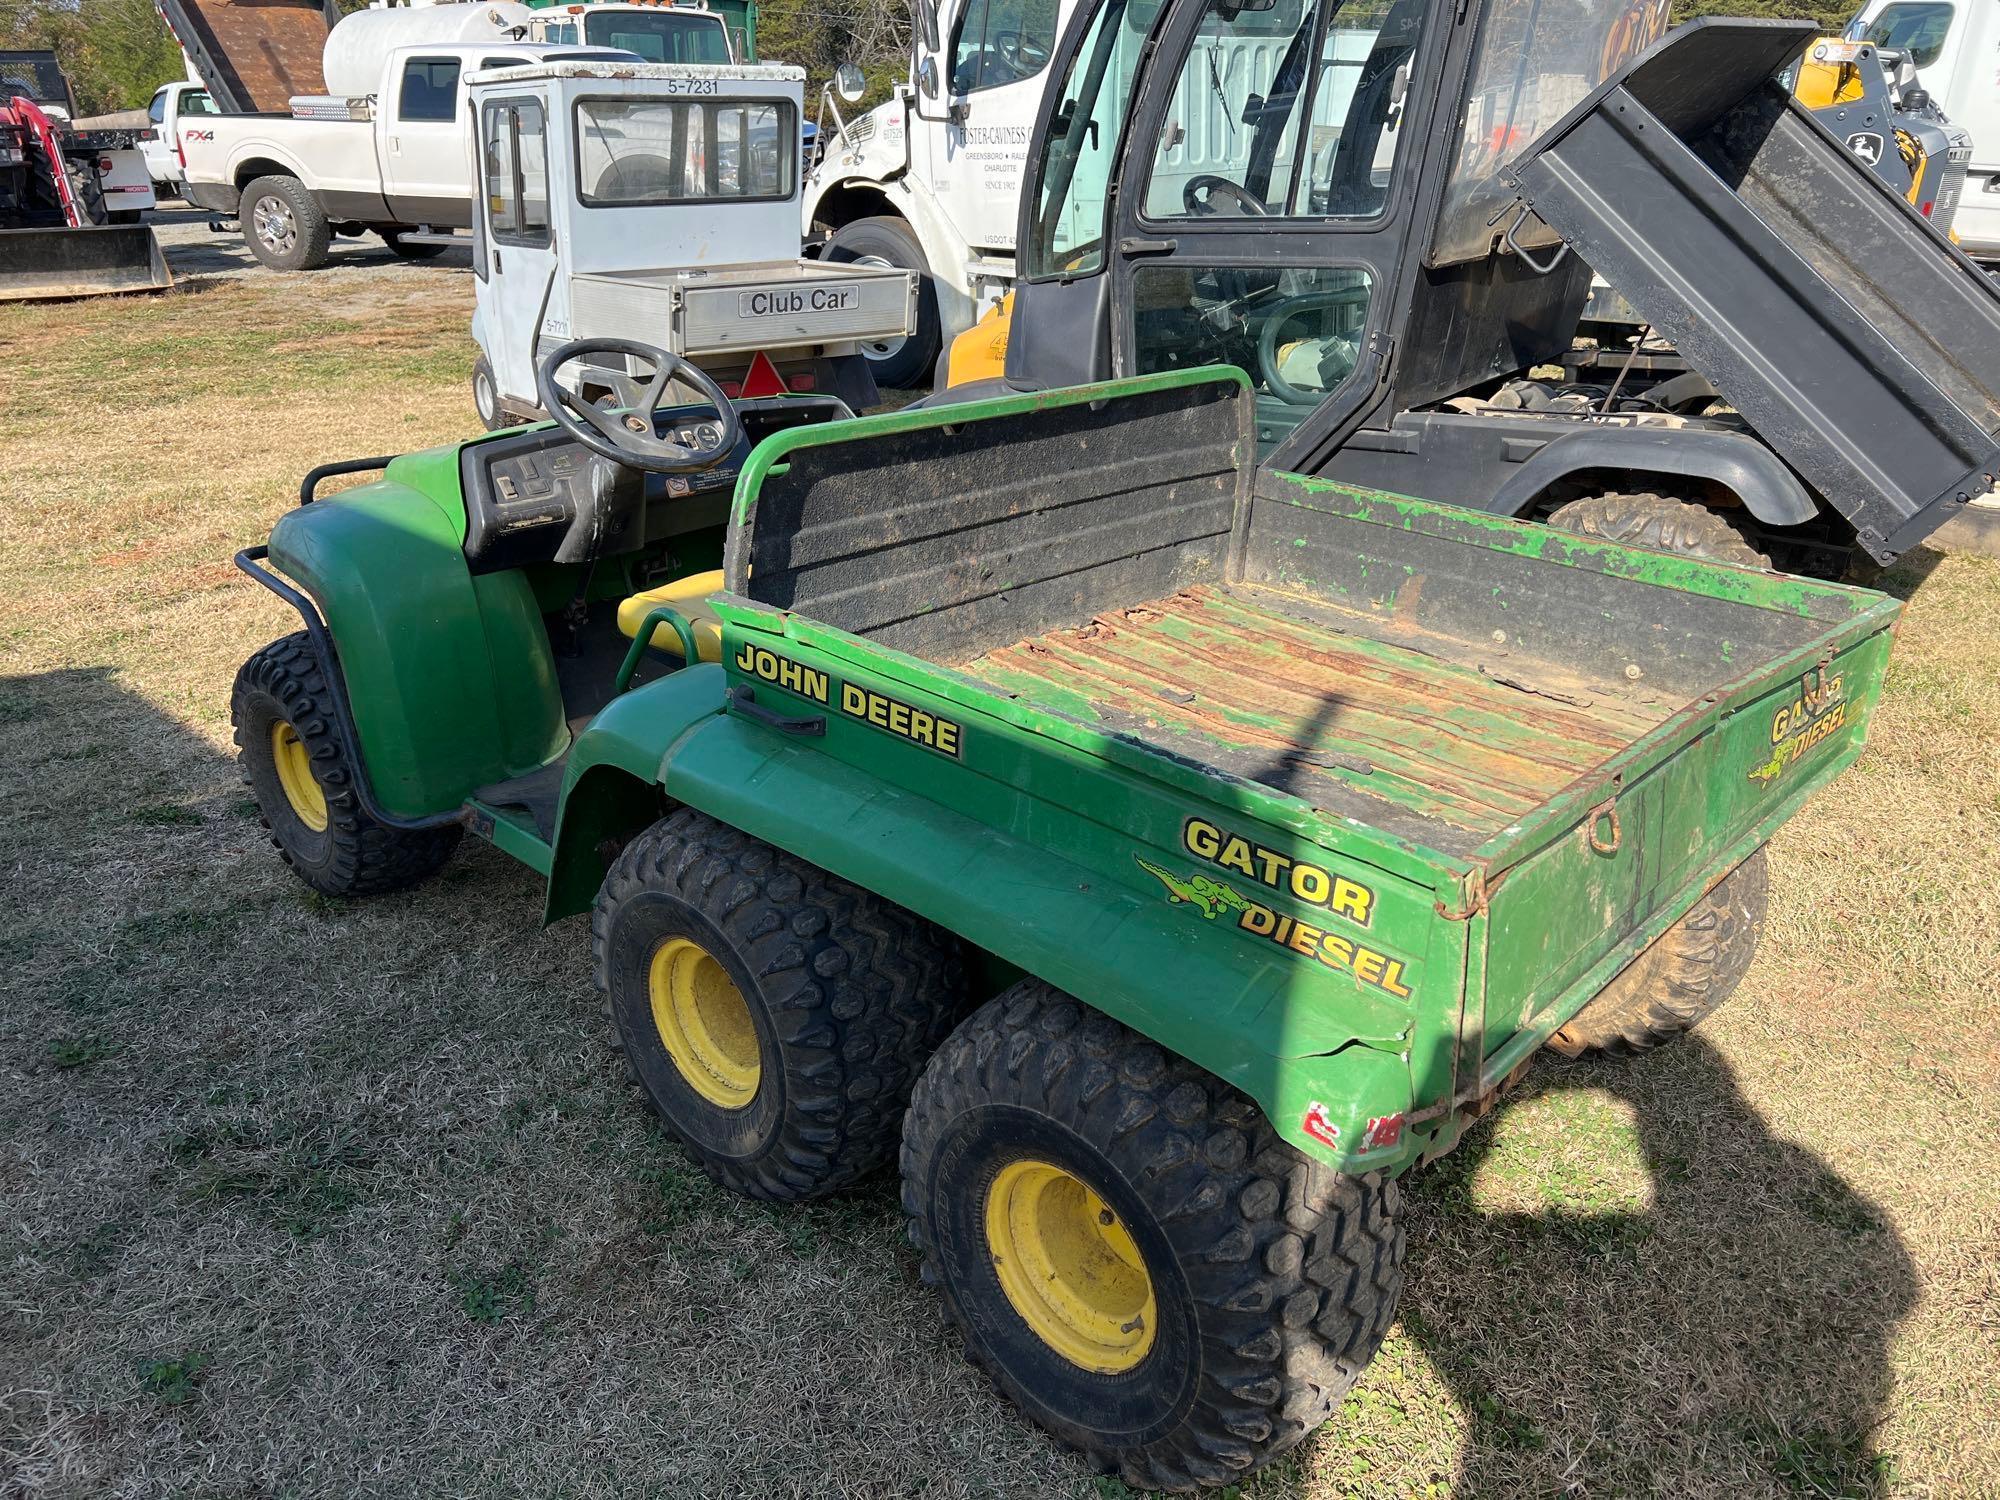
[234,340,1896,1489]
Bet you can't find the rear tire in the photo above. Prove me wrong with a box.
[593,808,965,1200]
[231,632,461,896]
[240,175,330,270]
[1550,851,1768,1057]
[381,228,448,260]
[824,215,939,391]
[902,982,1404,1491]
[1544,490,1770,567]
[471,353,505,431]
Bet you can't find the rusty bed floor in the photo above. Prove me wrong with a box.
[963,583,1674,854]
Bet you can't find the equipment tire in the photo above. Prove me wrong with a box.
[240,175,331,270]
[231,632,461,896]
[381,228,448,260]
[594,808,965,1200]
[824,215,939,390]
[1550,850,1768,1057]
[472,353,506,431]
[1544,490,1769,567]
[902,982,1404,1491]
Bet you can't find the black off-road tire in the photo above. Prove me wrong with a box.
[1550,850,1769,1057]
[902,983,1404,1492]
[240,175,331,270]
[231,632,462,896]
[1544,490,1770,567]
[593,809,966,1200]
[823,215,939,390]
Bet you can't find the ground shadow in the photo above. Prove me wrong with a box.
[1390,1035,1916,1496]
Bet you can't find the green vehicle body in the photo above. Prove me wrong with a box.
[257,368,1897,1174]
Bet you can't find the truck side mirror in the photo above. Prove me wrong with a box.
[917,55,940,100]
[835,62,866,103]
[917,0,940,54]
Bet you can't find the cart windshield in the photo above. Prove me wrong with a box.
[559,10,733,62]
[1429,0,1672,265]
[576,97,795,204]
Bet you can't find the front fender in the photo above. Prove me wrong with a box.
[1489,424,1820,526]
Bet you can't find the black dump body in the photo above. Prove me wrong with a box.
[1504,19,2000,563]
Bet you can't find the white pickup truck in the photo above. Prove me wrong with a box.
[178,14,629,268]
[140,80,216,197]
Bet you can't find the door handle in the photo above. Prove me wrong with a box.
[1117,236,1178,256]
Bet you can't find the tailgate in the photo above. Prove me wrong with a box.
[572,262,917,359]
[1477,605,1897,1050]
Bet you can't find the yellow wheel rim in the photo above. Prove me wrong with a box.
[269,720,327,833]
[648,937,760,1109]
[985,1158,1158,1374]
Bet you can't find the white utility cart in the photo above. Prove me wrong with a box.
[468,57,918,426]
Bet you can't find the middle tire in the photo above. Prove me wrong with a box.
[902,982,1404,1491]
[593,808,966,1199]
[823,215,940,391]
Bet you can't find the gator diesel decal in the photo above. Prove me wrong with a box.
[1182,816,1375,927]
[1749,671,1847,785]
[838,682,961,758]
[1138,858,1413,999]
[731,643,962,758]
[733,643,831,705]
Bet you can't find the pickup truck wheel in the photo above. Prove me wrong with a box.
[231,633,461,896]
[1550,850,1769,1057]
[594,809,965,1200]
[824,216,939,391]
[1544,490,1770,567]
[240,175,331,271]
[903,983,1404,1491]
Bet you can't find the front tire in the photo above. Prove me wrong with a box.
[593,809,965,1200]
[231,633,461,896]
[1550,851,1768,1057]
[902,983,1404,1491]
[823,215,940,391]
[239,175,330,270]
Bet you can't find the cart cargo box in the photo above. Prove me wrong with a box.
[571,260,919,360]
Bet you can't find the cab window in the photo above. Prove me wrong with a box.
[1024,0,1156,277]
[483,98,550,246]
[148,91,165,123]
[583,11,732,62]
[950,0,1061,93]
[1141,0,1426,222]
[182,89,217,115]
[398,57,462,122]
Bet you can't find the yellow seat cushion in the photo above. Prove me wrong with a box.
[616,569,725,662]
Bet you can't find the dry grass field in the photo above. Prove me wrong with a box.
[2,263,1997,1500]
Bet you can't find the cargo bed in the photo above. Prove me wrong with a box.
[962,580,1668,858]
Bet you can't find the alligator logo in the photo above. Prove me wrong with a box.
[1747,746,1788,785]
[1135,857,1252,920]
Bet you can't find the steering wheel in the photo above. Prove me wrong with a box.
[536,337,742,474]
[1257,288,1371,406]
[994,29,1051,76]
[1181,174,1270,218]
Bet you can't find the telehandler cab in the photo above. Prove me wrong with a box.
[234,337,1897,1488]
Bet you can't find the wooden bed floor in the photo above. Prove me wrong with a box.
[964,583,1671,852]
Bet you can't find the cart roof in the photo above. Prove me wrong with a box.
[470,58,804,86]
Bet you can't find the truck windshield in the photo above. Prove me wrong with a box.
[576,97,794,203]
[1845,3,1955,66]
[557,12,733,62]
[1429,0,1672,266]
[0,52,68,108]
